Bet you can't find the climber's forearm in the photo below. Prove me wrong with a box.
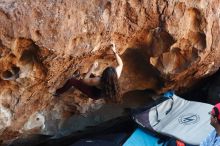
[84,65,95,79]
[114,53,123,78]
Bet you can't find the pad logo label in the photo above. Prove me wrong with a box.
[178,113,200,125]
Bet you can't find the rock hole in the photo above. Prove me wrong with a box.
[1,70,13,80]
[9,53,16,58]
[35,30,42,37]
[1,65,21,80]
[11,65,20,76]
[19,43,39,63]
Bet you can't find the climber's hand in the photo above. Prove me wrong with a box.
[111,42,117,54]
[92,60,99,69]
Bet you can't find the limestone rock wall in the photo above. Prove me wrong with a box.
[0,0,219,140]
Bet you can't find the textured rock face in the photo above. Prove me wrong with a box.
[0,0,219,140]
[149,1,220,91]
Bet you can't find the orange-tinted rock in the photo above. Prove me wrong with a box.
[0,0,219,140]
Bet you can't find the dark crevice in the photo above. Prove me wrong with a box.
[1,65,20,80]
[2,70,13,80]
[11,65,20,75]
[19,43,40,63]
[179,69,220,104]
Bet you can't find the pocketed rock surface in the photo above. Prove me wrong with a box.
[0,0,219,140]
